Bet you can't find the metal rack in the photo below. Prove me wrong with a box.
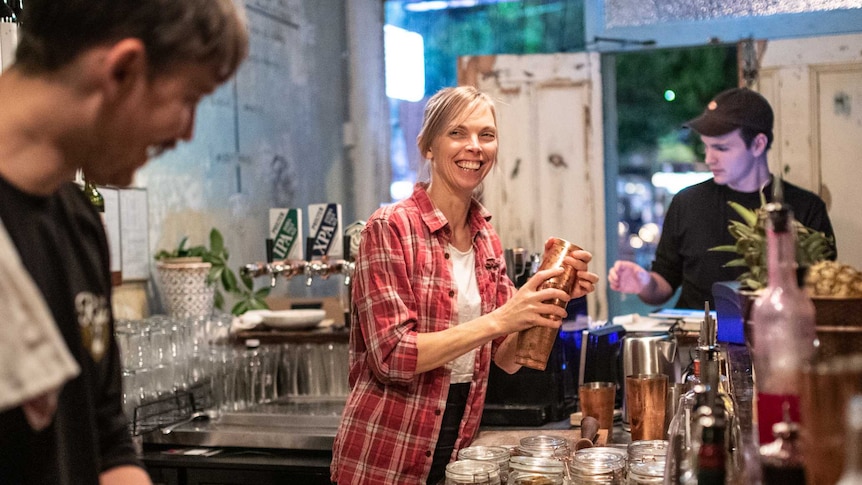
[132,383,214,436]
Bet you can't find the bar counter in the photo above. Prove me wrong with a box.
[140,342,759,484]
[140,417,588,485]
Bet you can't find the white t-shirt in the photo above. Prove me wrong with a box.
[448,244,481,384]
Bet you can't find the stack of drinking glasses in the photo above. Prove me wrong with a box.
[115,313,233,431]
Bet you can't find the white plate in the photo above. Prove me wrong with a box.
[261,309,326,330]
[238,309,270,328]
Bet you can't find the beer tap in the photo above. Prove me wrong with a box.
[304,259,328,286]
[338,259,355,286]
[302,257,355,286]
[240,259,308,288]
[240,220,363,288]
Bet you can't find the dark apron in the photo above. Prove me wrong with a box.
[427,382,471,485]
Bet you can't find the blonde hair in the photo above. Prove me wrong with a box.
[416,86,497,159]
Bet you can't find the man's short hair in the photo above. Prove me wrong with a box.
[15,0,248,82]
[685,87,774,150]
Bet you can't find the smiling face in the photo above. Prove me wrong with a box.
[700,128,768,192]
[84,61,220,186]
[426,103,498,200]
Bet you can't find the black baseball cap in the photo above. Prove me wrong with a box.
[685,87,774,140]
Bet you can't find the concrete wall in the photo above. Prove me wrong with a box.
[129,0,387,313]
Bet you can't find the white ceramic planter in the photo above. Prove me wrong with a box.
[156,259,215,319]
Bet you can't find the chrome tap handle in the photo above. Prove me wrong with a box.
[304,261,317,286]
[241,259,310,287]
[340,260,355,286]
[265,261,281,288]
[241,262,269,278]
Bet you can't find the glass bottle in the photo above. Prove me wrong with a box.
[684,359,701,391]
[79,171,122,284]
[749,202,816,446]
[836,396,862,485]
[1,0,18,72]
[7,0,20,20]
[83,175,105,213]
[0,1,15,22]
[759,406,805,485]
[695,407,726,485]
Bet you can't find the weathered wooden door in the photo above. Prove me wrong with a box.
[758,33,862,270]
[458,53,607,319]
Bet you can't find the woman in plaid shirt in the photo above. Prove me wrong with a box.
[331,86,598,484]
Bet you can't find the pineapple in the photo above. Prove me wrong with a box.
[805,260,862,298]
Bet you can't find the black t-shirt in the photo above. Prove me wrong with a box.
[650,178,835,310]
[0,177,141,485]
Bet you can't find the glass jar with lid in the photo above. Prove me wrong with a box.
[626,441,667,483]
[627,460,665,484]
[445,459,501,485]
[627,440,667,465]
[576,446,628,462]
[569,448,626,484]
[458,446,511,484]
[517,435,570,459]
[508,455,564,485]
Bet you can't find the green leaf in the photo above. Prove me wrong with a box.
[247,298,269,311]
[222,267,239,293]
[206,253,226,267]
[231,300,252,315]
[208,265,223,285]
[154,226,271,316]
[743,278,764,291]
[723,259,749,268]
[240,272,255,290]
[209,228,225,255]
[214,290,225,311]
[727,201,758,227]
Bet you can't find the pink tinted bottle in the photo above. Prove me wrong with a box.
[750,202,816,446]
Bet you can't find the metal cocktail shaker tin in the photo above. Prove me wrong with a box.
[515,237,582,371]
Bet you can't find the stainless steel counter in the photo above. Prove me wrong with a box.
[143,396,345,451]
[142,394,593,452]
[143,342,758,470]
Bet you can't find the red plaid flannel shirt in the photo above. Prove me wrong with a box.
[331,183,514,484]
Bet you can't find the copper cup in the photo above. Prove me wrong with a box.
[625,374,668,441]
[800,354,862,485]
[579,381,617,442]
[515,237,582,371]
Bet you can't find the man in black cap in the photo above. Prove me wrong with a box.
[608,87,836,310]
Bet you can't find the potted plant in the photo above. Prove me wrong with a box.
[709,200,835,292]
[154,228,270,316]
[709,197,835,346]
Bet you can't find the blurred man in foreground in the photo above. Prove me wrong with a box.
[0,1,248,483]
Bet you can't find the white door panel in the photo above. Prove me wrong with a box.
[816,67,862,269]
[759,33,862,270]
[459,53,607,319]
